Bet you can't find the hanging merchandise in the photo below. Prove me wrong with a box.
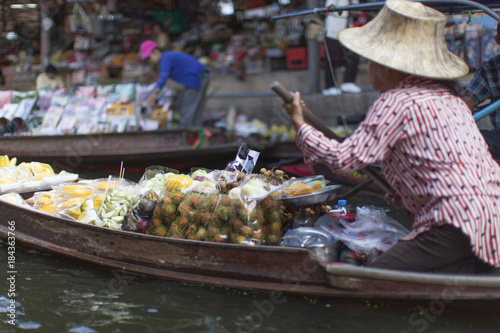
[305,17,325,42]
[98,5,121,35]
[68,3,93,34]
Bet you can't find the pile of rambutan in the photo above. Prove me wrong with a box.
[146,188,284,245]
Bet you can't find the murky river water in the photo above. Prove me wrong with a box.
[1,197,499,332]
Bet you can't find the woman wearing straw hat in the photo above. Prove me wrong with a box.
[283,0,500,273]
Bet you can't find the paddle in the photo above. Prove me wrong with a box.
[270,81,396,197]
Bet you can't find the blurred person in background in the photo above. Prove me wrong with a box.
[140,40,210,128]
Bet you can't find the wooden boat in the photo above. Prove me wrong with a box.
[0,128,242,175]
[1,200,499,311]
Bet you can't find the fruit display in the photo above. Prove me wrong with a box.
[21,162,338,247]
[0,157,78,195]
[149,189,283,245]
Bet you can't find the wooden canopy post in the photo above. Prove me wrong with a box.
[39,0,50,67]
[307,0,321,94]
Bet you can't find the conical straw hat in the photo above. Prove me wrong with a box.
[338,0,469,79]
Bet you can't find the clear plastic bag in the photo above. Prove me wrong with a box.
[122,189,159,233]
[148,190,283,245]
[224,144,259,175]
[315,207,409,263]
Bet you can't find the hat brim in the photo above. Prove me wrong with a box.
[140,51,152,61]
[337,0,469,80]
[338,28,468,80]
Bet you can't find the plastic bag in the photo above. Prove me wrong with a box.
[225,144,259,175]
[115,83,135,103]
[138,165,179,195]
[98,176,138,229]
[74,85,96,99]
[96,84,116,97]
[315,207,409,263]
[0,90,13,109]
[12,90,38,104]
[122,189,159,233]
[149,189,283,245]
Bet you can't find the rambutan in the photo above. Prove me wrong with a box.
[221,195,232,207]
[238,207,250,221]
[171,190,184,204]
[202,212,212,225]
[266,234,280,245]
[203,194,219,211]
[233,199,245,211]
[241,225,253,237]
[193,211,203,224]
[228,232,239,243]
[220,226,230,235]
[267,210,281,222]
[269,221,281,234]
[153,225,168,237]
[196,228,207,240]
[161,203,176,219]
[214,233,227,243]
[152,205,162,219]
[215,206,230,222]
[186,224,198,235]
[262,226,269,235]
[256,209,264,221]
[176,216,189,227]
[188,193,203,208]
[178,202,193,216]
[261,196,274,209]
[235,235,247,244]
[208,226,220,236]
[162,194,172,206]
[169,223,180,235]
[151,218,162,227]
[232,219,244,229]
[252,230,264,241]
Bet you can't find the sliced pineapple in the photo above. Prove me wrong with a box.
[65,205,82,219]
[38,205,56,214]
[59,184,93,197]
[164,174,193,192]
[58,197,85,209]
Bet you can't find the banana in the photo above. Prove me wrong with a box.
[9,157,16,167]
[0,155,8,167]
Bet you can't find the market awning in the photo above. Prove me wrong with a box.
[272,0,500,21]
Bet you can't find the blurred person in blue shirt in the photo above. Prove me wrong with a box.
[140,40,209,128]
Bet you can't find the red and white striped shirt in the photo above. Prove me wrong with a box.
[297,76,500,267]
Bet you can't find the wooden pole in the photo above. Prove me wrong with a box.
[307,0,320,94]
[39,0,50,67]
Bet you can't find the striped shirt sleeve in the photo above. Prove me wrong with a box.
[296,92,406,175]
